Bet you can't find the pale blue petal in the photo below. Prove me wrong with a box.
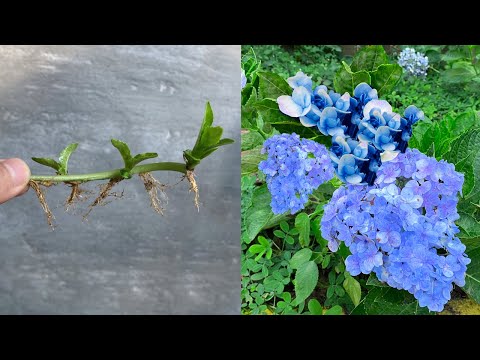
[277,96,304,117]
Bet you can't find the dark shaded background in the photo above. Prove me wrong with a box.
[0,45,240,314]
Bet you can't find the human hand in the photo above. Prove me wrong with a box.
[0,158,30,204]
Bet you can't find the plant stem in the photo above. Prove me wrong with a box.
[29,162,187,182]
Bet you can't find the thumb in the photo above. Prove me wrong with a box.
[0,158,31,204]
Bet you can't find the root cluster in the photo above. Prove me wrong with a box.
[83,178,123,220]
[139,172,168,215]
[30,171,201,228]
[29,180,55,229]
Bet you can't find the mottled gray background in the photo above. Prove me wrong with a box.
[0,45,240,314]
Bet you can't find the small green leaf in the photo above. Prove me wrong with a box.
[289,248,313,270]
[321,255,331,269]
[324,305,343,315]
[343,275,362,306]
[131,152,159,168]
[285,236,295,245]
[111,139,133,170]
[295,212,311,248]
[280,221,289,233]
[273,230,285,239]
[281,292,292,304]
[335,285,345,297]
[326,286,335,299]
[307,299,323,315]
[328,271,336,285]
[255,250,266,262]
[257,236,269,247]
[58,143,78,175]
[31,157,61,172]
[248,244,264,254]
[294,261,318,304]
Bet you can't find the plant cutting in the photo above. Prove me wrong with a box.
[28,102,233,228]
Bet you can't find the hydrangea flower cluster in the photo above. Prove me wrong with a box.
[398,48,429,78]
[258,133,334,214]
[321,148,470,312]
[277,72,424,185]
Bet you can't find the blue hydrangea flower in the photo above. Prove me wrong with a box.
[241,69,247,89]
[321,148,469,312]
[398,48,429,78]
[318,107,345,136]
[258,133,334,215]
[276,73,425,186]
[287,71,313,91]
[277,86,312,118]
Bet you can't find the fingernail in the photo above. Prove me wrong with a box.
[1,158,31,187]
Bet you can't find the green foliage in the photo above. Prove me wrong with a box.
[183,102,234,170]
[241,44,480,315]
[352,286,431,315]
[32,142,79,175]
[334,45,402,96]
[333,61,371,95]
[110,139,158,178]
[243,45,342,87]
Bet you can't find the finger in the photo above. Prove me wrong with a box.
[0,158,31,204]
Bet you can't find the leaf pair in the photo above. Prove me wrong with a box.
[183,102,234,170]
[32,143,79,175]
[110,139,158,178]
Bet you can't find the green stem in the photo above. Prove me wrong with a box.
[30,162,187,182]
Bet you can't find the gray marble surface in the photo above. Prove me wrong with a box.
[0,45,240,314]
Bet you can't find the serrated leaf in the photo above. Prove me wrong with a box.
[295,212,310,248]
[366,273,388,287]
[241,145,267,176]
[294,261,318,304]
[257,71,291,100]
[31,157,61,172]
[289,248,313,270]
[354,287,430,315]
[111,139,133,170]
[58,143,78,175]
[241,130,265,151]
[464,246,480,303]
[244,185,275,241]
[441,67,476,84]
[458,212,480,239]
[351,45,389,72]
[334,61,371,94]
[370,64,403,96]
[343,275,362,306]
